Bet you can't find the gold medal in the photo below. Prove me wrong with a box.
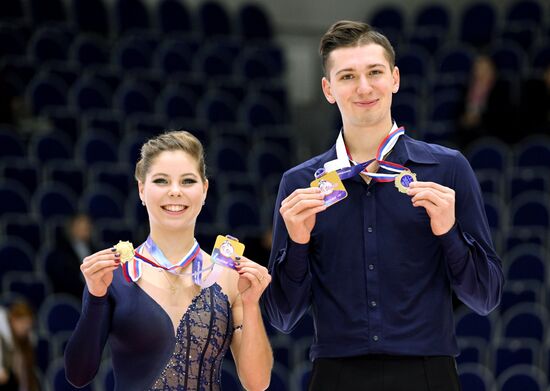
[395,170,417,193]
[114,240,135,263]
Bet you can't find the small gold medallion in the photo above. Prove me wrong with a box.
[395,170,417,193]
[114,240,135,263]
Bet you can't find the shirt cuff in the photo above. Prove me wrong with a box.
[437,222,470,267]
[281,239,310,283]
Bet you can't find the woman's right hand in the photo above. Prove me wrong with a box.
[80,248,121,297]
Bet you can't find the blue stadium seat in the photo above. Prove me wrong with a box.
[459,2,496,48]
[497,364,547,391]
[26,73,68,114]
[114,81,155,115]
[208,140,248,175]
[396,45,430,78]
[88,162,132,200]
[457,337,489,366]
[72,0,109,36]
[474,169,504,196]
[93,218,135,249]
[500,280,545,315]
[500,303,548,342]
[156,85,197,119]
[197,91,238,125]
[510,191,550,230]
[38,294,81,336]
[154,37,200,77]
[29,131,73,162]
[0,128,25,158]
[414,4,450,32]
[193,40,240,79]
[507,168,550,200]
[82,111,124,140]
[482,194,506,233]
[0,239,34,283]
[1,213,41,251]
[248,143,288,182]
[493,338,542,377]
[501,21,539,51]
[392,93,419,129]
[113,36,154,72]
[505,244,547,283]
[69,34,109,67]
[114,0,151,36]
[0,157,38,194]
[0,180,30,218]
[235,47,282,81]
[429,91,461,123]
[490,41,526,74]
[514,136,550,170]
[455,307,494,342]
[239,95,284,127]
[506,0,543,25]
[43,160,86,197]
[157,0,193,34]
[237,3,273,40]
[69,76,112,112]
[218,192,262,233]
[32,183,77,219]
[465,137,512,172]
[198,1,232,38]
[435,44,475,79]
[458,363,496,391]
[27,25,72,63]
[78,131,118,166]
[368,6,404,44]
[81,187,125,221]
[1,271,52,311]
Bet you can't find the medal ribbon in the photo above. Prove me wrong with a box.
[121,237,228,288]
[347,126,408,182]
[315,127,409,182]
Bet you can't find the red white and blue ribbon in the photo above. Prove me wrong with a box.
[316,126,409,182]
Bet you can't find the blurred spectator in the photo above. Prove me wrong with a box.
[0,301,39,391]
[519,63,550,135]
[48,213,97,300]
[456,54,517,147]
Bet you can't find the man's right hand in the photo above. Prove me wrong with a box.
[279,187,327,244]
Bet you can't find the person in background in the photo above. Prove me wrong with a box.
[48,213,97,300]
[65,130,273,390]
[456,54,516,147]
[0,301,40,391]
[519,62,550,136]
[263,21,503,390]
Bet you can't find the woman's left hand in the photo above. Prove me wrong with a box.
[235,257,271,305]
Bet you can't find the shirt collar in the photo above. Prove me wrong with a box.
[324,123,439,172]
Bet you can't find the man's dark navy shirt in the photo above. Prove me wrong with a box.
[263,133,503,360]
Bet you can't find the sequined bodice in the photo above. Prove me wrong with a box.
[149,284,233,391]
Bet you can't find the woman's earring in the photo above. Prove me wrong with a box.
[142,201,145,206]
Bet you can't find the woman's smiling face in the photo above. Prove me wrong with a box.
[139,150,208,233]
